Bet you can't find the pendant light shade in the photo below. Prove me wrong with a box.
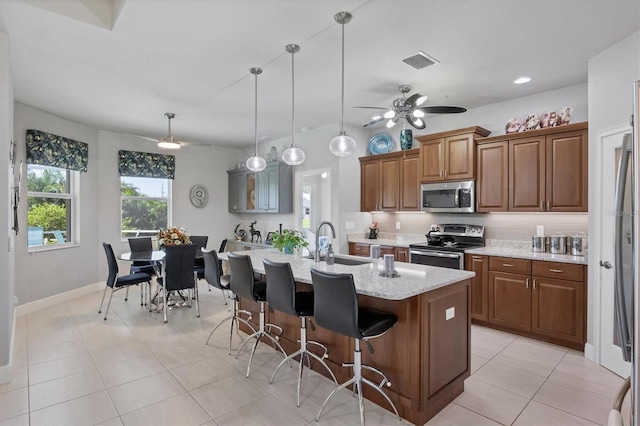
[329,11,356,157]
[246,67,266,172]
[282,44,305,166]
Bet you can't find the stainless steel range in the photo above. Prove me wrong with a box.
[409,224,485,269]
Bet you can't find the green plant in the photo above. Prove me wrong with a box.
[271,229,308,253]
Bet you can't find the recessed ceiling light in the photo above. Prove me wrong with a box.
[514,77,531,85]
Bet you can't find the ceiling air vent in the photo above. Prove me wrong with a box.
[402,51,439,70]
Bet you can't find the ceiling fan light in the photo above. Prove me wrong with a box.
[383,110,396,119]
[412,109,425,118]
[246,155,266,171]
[407,116,426,130]
[414,95,428,106]
[386,118,397,129]
[157,139,181,149]
[329,132,356,156]
[282,146,305,165]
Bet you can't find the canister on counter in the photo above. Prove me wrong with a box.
[532,236,546,252]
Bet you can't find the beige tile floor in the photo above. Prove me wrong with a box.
[0,283,631,426]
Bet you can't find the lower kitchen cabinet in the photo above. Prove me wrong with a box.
[348,241,408,261]
[469,255,586,350]
[465,255,489,322]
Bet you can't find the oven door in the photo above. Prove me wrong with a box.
[409,249,464,269]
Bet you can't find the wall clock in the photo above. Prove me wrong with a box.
[190,184,208,208]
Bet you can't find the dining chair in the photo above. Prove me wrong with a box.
[128,236,157,306]
[156,244,199,323]
[190,235,209,281]
[99,242,152,320]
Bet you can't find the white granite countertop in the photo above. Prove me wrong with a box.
[465,247,587,265]
[219,248,475,301]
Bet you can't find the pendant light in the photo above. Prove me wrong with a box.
[329,11,356,157]
[246,67,267,172]
[282,44,305,166]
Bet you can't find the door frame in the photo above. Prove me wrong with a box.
[591,124,631,373]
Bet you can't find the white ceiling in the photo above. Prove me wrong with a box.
[0,0,639,150]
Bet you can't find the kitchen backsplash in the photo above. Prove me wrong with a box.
[371,212,588,240]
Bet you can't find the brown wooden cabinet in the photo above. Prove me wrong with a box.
[477,255,586,350]
[476,122,588,213]
[360,149,419,212]
[395,247,409,262]
[349,241,409,262]
[465,254,489,322]
[417,126,490,183]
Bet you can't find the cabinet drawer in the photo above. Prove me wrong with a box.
[489,256,531,275]
[349,242,370,257]
[532,261,584,282]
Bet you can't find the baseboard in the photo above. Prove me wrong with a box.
[0,310,16,385]
[584,342,596,362]
[15,282,104,317]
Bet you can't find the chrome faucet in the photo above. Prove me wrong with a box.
[315,221,336,262]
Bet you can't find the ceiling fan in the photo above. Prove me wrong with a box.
[130,113,211,149]
[355,85,467,130]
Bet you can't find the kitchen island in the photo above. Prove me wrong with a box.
[219,249,474,425]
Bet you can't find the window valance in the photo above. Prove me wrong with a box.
[118,150,175,179]
[26,129,89,172]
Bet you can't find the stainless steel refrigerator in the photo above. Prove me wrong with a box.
[612,80,640,425]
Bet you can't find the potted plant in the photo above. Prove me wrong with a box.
[271,229,308,254]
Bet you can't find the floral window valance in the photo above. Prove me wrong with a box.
[26,129,89,172]
[118,150,175,179]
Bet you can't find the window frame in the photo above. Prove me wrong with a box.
[120,176,172,241]
[26,164,79,251]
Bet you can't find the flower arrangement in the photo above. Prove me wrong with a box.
[271,229,308,254]
[157,227,191,248]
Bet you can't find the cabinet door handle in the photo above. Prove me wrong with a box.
[525,278,529,288]
[549,269,564,273]
[547,200,551,211]
[502,263,515,267]
[445,170,448,178]
[440,170,444,178]
[533,279,537,290]
[472,256,483,259]
[540,200,544,211]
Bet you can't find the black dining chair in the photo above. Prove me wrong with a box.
[99,242,152,320]
[228,252,289,377]
[264,259,338,407]
[156,244,200,323]
[310,269,400,425]
[128,237,157,306]
[190,235,209,281]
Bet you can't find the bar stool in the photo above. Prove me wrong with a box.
[310,269,401,425]
[204,249,255,354]
[228,253,289,378]
[263,259,338,407]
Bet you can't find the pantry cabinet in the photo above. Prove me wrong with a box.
[476,122,588,213]
[360,149,419,212]
[417,126,490,183]
[470,255,586,350]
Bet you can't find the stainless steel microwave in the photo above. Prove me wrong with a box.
[421,180,475,213]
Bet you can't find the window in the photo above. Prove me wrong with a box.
[121,176,171,238]
[27,164,78,247]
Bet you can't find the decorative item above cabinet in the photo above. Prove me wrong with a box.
[417,126,491,182]
[227,162,293,213]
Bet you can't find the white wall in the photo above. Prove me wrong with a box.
[13,103,101,303]
[0,30,15,379]
[96,132,240,281]
[587,31,640,357]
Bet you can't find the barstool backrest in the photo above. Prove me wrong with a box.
[228,252,257,301]
[202,248,224,289]
[264,259,298,317]
[310,269,360,339]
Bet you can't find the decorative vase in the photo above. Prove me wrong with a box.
[284,242,295,254]
[400,129,413,150]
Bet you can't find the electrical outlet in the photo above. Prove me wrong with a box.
[395,222,401,230]
[446,307,455,320]
[536,225,544,236]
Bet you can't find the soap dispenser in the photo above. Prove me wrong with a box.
[326,244,335,265]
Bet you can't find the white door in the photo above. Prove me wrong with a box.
[599,127,632,377]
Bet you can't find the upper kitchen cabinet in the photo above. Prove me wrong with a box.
[476,122,588,213]
[417,126,491,183]
[360,149,419,212]
[227,162,293,213]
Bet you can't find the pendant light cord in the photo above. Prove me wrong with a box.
[291,48,295,147]
[340,20,345,133]
[254,71,258,155]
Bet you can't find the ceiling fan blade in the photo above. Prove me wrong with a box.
[418,106,467,114]
[179,141,215,147]
[363,116,385,127]
[353,106,393,111]
[406,93,428,108]
[126,133,159,143]
[407,116,426,130]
